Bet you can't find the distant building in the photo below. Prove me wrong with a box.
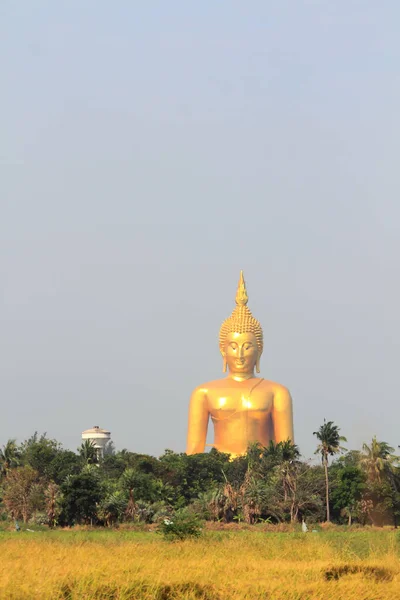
[81,425,111,460]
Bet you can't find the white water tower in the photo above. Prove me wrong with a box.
[81,425,111,460]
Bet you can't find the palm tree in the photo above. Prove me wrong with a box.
[361,437,399,527]
[45,482,60,528]
[240,473,268,524]
[278,440,301,502]
[313,420,347,522]
[98,491,127,526]
[0,439,20,478]
[261,440,284,467]
[78,440,98,465]
[120,468,138,520]
[360,437,397,483]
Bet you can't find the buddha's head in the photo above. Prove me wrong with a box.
[219,271,263,375]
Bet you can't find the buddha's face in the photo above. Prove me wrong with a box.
[223,332,259,374]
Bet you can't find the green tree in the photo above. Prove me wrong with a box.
[97,491,127,526]
[20,433,61,478]
[160,449,230,507]
[78,440,98,465]
[46,450,81,484]
[239,472,271,524]
[119,468,164,519]
[361,437,399,526]
[288,463,325,523]
[116,451,166,477]
[45,482,60,528]
[313,420,347,522]
[276,440,301,502]
[59,471,102,525]
[331,465,366,525]
[196,442,303,525]
[119,468,138,520]
[99,454,128,480]
[237,440,302,523]
[361,437,397,483]
[0,439,21,478]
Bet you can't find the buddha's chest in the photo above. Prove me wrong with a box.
[208,387,273,420]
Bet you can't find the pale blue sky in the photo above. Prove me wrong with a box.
[2,1,400,459]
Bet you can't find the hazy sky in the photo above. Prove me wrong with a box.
[2,1,400,460]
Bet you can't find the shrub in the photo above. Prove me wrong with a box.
[158,508,203,541]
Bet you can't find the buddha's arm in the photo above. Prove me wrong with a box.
[186,387,209,455]
[272,386,294,443]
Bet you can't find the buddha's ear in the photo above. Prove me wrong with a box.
[256,355,261,374]
[222,355,227,373]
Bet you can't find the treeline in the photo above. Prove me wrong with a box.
[0,422,399,528]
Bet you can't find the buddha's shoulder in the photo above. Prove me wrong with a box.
[190,379,228,395]
[261,379,291,396]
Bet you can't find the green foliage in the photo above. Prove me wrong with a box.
[136,500,170,523]
[46,450,81,484]
[361,437,398,482]
[59,471,102,525]
[45,482,61,528]
[2,427,400,530]
[0,439,21,477]
[158,508,203,541]
[159,448,231,506]
[97,490,127,525]
[119,469,163,503]
[78,440,98,465]
[314,420,347,522]
[20,433,61,478]
[360,438,400,526]
[331,466,366,523]
[100,454,128,480]
[313,420,347,463]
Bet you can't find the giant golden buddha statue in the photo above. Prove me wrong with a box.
[186,272,294,456]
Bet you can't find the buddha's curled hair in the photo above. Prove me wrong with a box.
[219,271,263,357]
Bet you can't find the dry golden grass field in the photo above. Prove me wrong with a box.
[1,526,400,599]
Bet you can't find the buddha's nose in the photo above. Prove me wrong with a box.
[238,347,244,358]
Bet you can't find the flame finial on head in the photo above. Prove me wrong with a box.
[235,270,248,306]
[219,271,263,361]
